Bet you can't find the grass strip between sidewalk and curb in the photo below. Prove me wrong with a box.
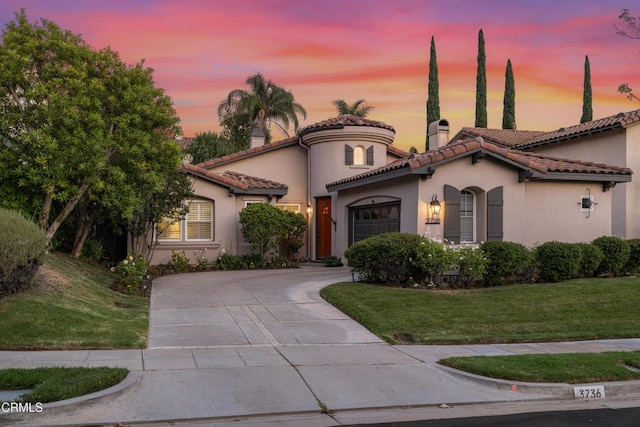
[0,367,129,403]
[440,351,640,383]
[0,252,149,350]
[320,279,640,345]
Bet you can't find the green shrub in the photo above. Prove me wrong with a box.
[345,232,424,285]
[575,243,604,277]
[168,250,190,273]
[480,241,530,286]
[239,203,284,257]
[216,253,244,270]
[0,208,47,296]
[624,239,640,275]
[455,246,487,286]
[536,242,582,282]
[412,238,455,284]
[111,255,150,295]
[322,256,344,267]
[592,236,630,276]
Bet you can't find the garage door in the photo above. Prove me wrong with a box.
[351,203,401,244]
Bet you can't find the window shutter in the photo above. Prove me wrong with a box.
[345,144,354,165]
[366,145,374,165]
[443,185,461,244]
[487,186,504,241]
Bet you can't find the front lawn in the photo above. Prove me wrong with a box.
[320,278,640,344]
[0,253,149,350]
[0,367,128,403]
[441,351,640,383]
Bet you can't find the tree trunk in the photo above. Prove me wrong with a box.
[70,211,96,258]
[45,183,90,243]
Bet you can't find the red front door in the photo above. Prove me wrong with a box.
[316,197,332,258]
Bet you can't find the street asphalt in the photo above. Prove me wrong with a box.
[1,265,639,426]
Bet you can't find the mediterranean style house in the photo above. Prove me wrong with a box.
[147,110,638,265]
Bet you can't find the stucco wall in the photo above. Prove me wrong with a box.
[625,124,640,238]
[530,129,628,237]
[207,144,311,257]
[522,181,612,245]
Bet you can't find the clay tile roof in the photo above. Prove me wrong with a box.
[219,171,288,191]
[515,108,640,149]
[298,114,395,136]
[197,136,299,168]
[512,152,632,175]
[457,128,547,147]
[386,144,410,158]
[327,138,631,190]
[182,164,289,191]
[174,136,197,150]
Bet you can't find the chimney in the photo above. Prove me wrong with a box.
[250,124,266,149]
[427,119,450,151]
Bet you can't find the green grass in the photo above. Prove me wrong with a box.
[0,367,128,403]
[0,252,149,349]
[441,351,640,383]
[320,278,640,344]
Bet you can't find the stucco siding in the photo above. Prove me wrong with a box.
[625,124,640,238]
[523,181,612,245]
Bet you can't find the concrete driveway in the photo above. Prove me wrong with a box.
[5,265,639,426]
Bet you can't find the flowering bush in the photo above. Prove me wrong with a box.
[411,238,455,284]
[455,246,487,286]
[111,255,149,295]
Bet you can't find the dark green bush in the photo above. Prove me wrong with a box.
[575,243,604,277]
[480,241,530,286]
[344,232,424,285]
[623,239,640,275]
[536,242,582,282]
[592,236,630,276]
[321,256,344,267]
[0,208,47,296]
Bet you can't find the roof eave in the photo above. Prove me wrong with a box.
[327,166,411,192]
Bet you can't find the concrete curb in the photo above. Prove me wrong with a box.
[435,364,640,398]
[42,371,142,414]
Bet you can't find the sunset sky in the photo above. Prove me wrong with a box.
[1,0,638,151]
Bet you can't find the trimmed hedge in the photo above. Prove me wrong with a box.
[344,232,424,285]
[536,242,582,282]
[575,243,604,277]
[480,241,530,286]
[624,239,640,275]
[0,209,47,296]
[592,236,630,276]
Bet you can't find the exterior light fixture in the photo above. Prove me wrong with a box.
[426,194,441,224]
[579,188,596,218]
[306,204,312,215]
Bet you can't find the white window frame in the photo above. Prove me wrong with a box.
[244,200,263,208]
[185,201,213,241]
[157,200,214,242]
[460,189,476,243]
[353,145,366,166]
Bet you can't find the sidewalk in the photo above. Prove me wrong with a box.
[1,266,639,426]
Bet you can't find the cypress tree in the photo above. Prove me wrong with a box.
[502,59,516,129]
[581,55,592,123]
[426,36,440,150]
[475,29,487,128]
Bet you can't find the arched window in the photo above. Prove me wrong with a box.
[460,190,475,242]
[353,145,365,165]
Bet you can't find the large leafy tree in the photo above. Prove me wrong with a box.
[426,36,440,150]
[332,99,374,117]
[185,131,235,164]
[0,11,185,253]
[218,73,307,145]
[580,55,593,123]
[502,59,516,129]
[475,29,488,128]
[616,9,640,102]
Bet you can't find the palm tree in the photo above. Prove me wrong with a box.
[218,73,307,144]
[332,99,374,117]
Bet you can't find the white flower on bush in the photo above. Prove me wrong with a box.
[123,259,129,265]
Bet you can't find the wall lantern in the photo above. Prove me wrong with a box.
[306,204,312,215]
[578,188,596,218]
[426,194,441,224]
